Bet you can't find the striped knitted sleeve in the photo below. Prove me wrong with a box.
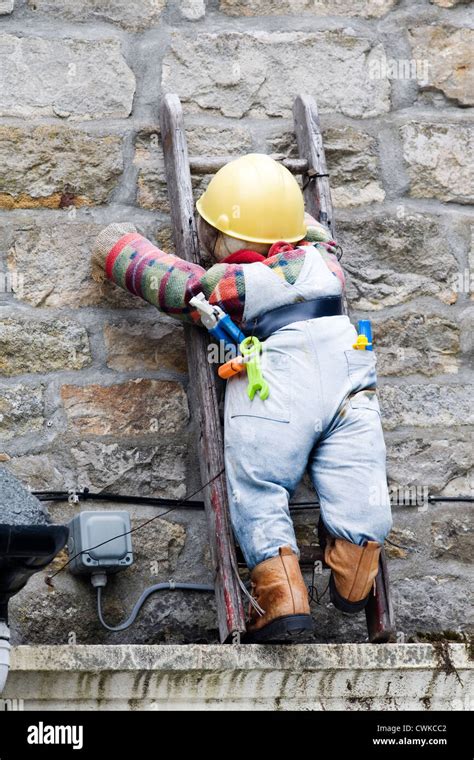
[93,226,247,325]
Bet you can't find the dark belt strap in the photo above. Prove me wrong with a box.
[242,295,343,341]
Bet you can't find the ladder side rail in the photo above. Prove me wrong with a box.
[160,93,246,643]
[293,93,395,643]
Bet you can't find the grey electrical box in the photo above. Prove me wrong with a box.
[67,511,133,575]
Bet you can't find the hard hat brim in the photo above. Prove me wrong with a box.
[196,198,307,245]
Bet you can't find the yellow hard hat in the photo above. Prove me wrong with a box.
[196,153,306,245]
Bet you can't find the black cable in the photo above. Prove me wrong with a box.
[308,581,330,607]
[96,582,214,632]
[35,489,207,509]
[428,496,474,503]
[35,488,474,509]
[34,488,322,511]
[385,537,414,552]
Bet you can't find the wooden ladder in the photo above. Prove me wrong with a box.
[160,93,395,644]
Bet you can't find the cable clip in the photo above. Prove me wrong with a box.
[68,488,79,505]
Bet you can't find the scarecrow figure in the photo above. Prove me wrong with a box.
[93,154,392,643]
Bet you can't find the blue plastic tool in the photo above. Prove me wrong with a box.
[355,319,373,351]
[190,293,246,350]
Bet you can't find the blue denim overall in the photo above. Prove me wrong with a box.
[223,246,392,570]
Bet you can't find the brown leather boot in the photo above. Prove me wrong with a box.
[324,537,381,613]
[244,546,313,643]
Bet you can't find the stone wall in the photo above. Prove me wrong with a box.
[0,0,472,645]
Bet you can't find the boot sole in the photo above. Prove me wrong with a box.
[242,614,314,644]
[329,574,369,614]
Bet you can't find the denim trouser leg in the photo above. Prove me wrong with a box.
[223,316,392,570]
[308,399,392,547]
[224,417,314,570]
[223,324,318,570]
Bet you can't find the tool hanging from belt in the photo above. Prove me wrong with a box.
[353,319,373,351]
[190,292,270,399]
[190,293,246,350]
[239,336,269,400]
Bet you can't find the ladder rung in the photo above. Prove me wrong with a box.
[236,545,326,567]
[189,154,309,175]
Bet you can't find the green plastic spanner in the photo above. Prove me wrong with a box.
[239,336,270,401]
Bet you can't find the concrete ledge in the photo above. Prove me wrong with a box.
[3,644,472,711]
